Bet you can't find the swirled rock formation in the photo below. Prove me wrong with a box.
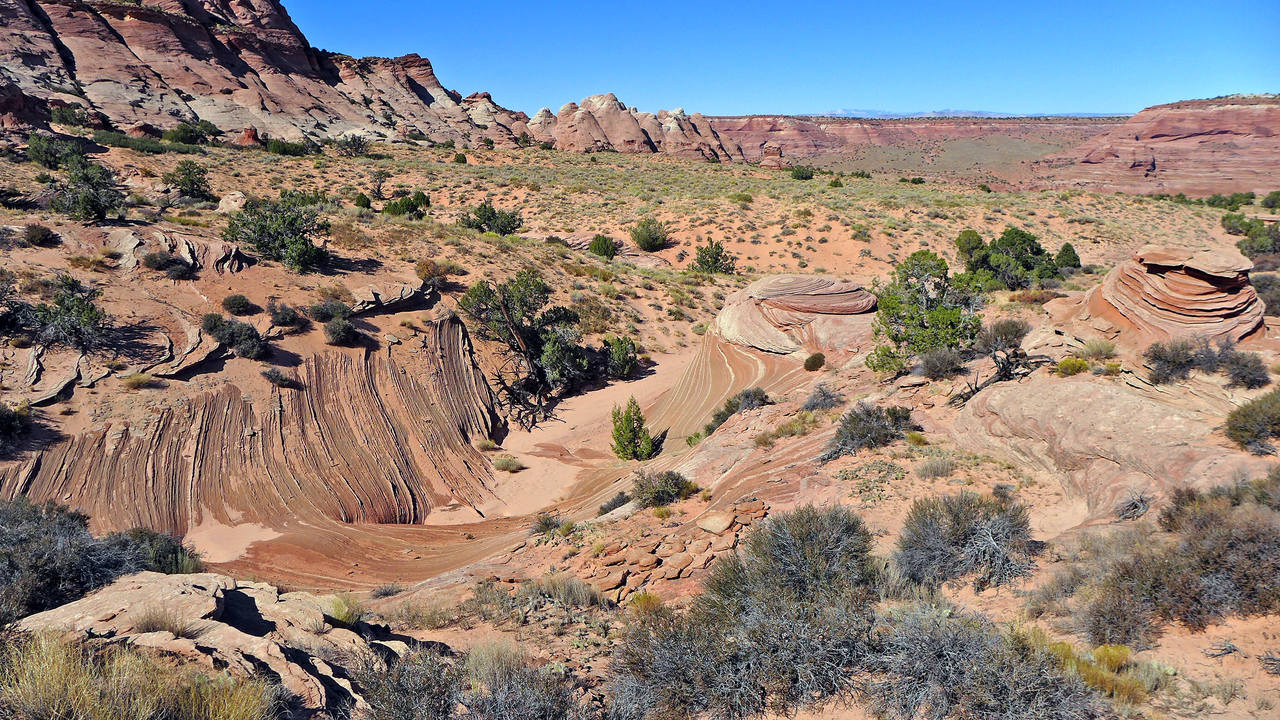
[1054,95,1280,195]
[17,572,411,713]
[710,275,877,354]
[1058,245,1265,346]
[0,317,500,536]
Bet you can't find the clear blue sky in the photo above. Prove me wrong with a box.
[286,1,1279,116]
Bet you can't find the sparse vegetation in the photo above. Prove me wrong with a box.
[894,490,1037,591]
[223,192,329,272]
[459,201,522,235]
[822,402,918,461]
[704,386,769,436]
[631,470,696,508]
[629,217,669,252]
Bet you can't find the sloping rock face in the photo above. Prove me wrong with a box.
[954,378,1269,518]
[1056,95,1280,195]
[0,317,501,535]
[526,93,742,161]
[0,2,742,157]
[17,572,409,713]
[711,275,877,354]
[1,0,528,144]
[1057,245,1265,346]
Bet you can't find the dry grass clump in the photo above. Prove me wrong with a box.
[132,605,199,638]
[327,592,368,628]
[0,633,280,720]
[121,372,155,390]
[490,454,525,472]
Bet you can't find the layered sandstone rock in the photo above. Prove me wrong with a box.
[1056,95,1280,195]
[527,93,742,161]
[954,378,1269,518]
[1058,245,1265,346]
[711,275,877,354]
[0,318,501,536]
[1,2,742,158]
[17,572,409,713]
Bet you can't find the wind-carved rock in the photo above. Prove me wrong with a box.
[711,275,877,354]
[1055,244,1265,346]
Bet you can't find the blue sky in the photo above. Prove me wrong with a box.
[287,1,1279,116]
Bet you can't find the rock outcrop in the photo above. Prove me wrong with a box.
[526,93,742,161]
[0,2,742,158]
[17,572,410,713]
[711,275,877,354]
[1054,95,1280,195]
[954,378,1269,518]
[1053,245,1265,346]
[0,317,501,536]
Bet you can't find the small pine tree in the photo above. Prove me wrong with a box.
[611,396,656,460]
[1055,242,1082,269]
[955,229,985,260]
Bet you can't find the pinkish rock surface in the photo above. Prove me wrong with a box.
[1053,244,1265,346]
[711,274,877,354]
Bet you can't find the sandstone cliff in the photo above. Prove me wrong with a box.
[1052,95,1280,195]
[0,1,743,158]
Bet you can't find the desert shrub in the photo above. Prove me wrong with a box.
[132,605,198,638]
[868,604,1102,720]
[491,454,525,473]
[0,633,282,720]
[459,201,522,236]
[961,225,1060,290]
[1143,338,1197,384]
[821,402,918,461]
[920,348,965,379]
[121,372,154,390]
[161,159,212,200]
[629,217,669,252]
[531,512,563,536]
[265,138,312,156]
[50,158,123,221]
[202,314,268,359]
[27,275,110,351]
[802,383,844,411]
[1079,338,1116,360]
[22,224,57,247]
[261,368,302,389]
[324,316,359,346]
[789,165,815,180]
[220,294,257,316]
[1254,273,1280,313]
[1056,357,1089,376]
[727,191,753,203]
[26,133,84,169]
[353,192,372,209]
[224,193,328,272]
[466,661,577,720]
[605,335,638,378]
[357,649,461,720]
[0,498,149,625]
[588,234,616,259]
[265,301,306,330]
[334,134,371,157]
[894,491,1036,591]
[598,491,630,516]
[914,454,956,479]
[384,190,429,217]
[704,386,769,436]
[50,105,91,127]
[690,238,737,274]
[520,573,602,609]
[308,298,351,322]
[828,178,843,188]
[632,471,696,508]
[610,505,877,720]
[328,592,367,627]
[611,396,657,460]
[1227,388,1280,452]
[804,352,825,371]
[1222,349,1270,388]
[141,251,177,270]
[0,403,29,457]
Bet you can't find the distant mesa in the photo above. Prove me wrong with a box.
[1053,94,1280,195]
[711,275,877,355]
[1052,244,1266,346]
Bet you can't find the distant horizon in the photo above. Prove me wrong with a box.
[287,1,1279,118]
